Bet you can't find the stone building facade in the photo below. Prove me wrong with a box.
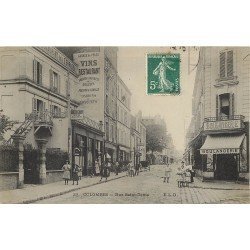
[185,47,249,182]
[0,47,80,188]
[131,111,146,167]
[116,76,131,162]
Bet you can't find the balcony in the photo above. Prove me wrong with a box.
[203,115,245,132]
[26,111,53,136]
[204,115,245,122]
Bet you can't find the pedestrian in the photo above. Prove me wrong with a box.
[95,160,100,176]
[100,161,111,182]
[177,161,185,188]
[62,160,71,185]
[72,164,80,185]
[78,166,82,180]
[190,167,195,183]
[128,161,135,177]
[163,163,172,183]
[135,162,141,176]
[114,161,119,175]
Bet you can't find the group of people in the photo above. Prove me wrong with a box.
[176,161,195,188]
[62,160,82,185]
[126,161,141,177]
[162,161,195,187]
[62,159,123,185]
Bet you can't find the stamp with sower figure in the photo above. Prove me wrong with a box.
[147,53,180,95]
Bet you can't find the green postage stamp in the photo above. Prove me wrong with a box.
[147,53,180,95]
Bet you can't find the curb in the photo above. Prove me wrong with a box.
[190,185,249,191]
[20,174,126,204]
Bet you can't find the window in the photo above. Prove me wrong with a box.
[33,60,42,85]
[50,105,62,118]
[50,69,60,94]
[32,98,45,113]
[220,50,234,79]
[216,93,235,119]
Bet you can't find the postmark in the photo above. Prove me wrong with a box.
[147,53,180,95]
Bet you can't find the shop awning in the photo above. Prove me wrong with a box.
[200,134,245,155]
[119,145,130,153]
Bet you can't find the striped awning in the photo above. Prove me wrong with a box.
[200,134,245,155]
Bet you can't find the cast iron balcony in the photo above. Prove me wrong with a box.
[204,115,245,122]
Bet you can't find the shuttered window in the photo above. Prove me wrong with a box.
[227,51,233,77]
[219,52,226,78]
[219,50,234,79]
[49,69,61,94]
[33,60,43,85]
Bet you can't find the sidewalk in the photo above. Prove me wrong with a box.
[190,176,249,190]
[0,172,127,204]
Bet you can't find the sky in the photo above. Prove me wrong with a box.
[117,47,199,153]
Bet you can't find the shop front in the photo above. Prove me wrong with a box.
[104,142,116,163]
[200,133,247,181]
[117,145,130,162]
[72,120,104,176]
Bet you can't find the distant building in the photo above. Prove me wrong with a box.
[185,47,249,182]
[130,111,146,166]
[116,76,131,162]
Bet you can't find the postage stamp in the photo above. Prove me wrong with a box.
[147,53,180,95]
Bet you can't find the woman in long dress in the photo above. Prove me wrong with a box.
[153,57,176,91]
[95,160,100,176]
[62,160,71,185]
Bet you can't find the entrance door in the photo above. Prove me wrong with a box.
[215,154,238,180]
[23,149,39,184]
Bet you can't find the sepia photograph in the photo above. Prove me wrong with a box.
[0,46,249,204]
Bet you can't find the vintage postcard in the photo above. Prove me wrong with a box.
[0,46,249,204]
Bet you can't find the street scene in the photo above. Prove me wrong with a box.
[34,165,249,204]
[0,46,249,204]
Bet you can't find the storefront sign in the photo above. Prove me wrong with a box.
[71,110,84,120]
[73,49,104,123]
[204,120,242,131]
[200,148,240,155]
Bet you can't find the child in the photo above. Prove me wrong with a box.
[163,163,172,183]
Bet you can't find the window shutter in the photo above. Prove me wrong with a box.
[230,93,235,117]
[58,107,62,117]
[216,94,219,118]
[58,74,61,94]
[49,69,53,88]
[219,52,226,78]
[43,101,46,112]
[32,98,37,111]
[33,60,37,83]
[227,50,233,77]
[50,104,53,116]
[39,62,43,84]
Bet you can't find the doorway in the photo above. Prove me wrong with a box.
[215,154,238,180]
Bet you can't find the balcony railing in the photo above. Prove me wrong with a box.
[26,111,53,126]
[204,115,245,122]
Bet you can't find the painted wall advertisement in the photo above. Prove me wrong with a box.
[73,48,104,124]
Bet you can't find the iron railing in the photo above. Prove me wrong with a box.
[27,111,53,125]
[204,115,245,122]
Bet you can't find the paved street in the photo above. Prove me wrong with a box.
[35,165,250,204]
